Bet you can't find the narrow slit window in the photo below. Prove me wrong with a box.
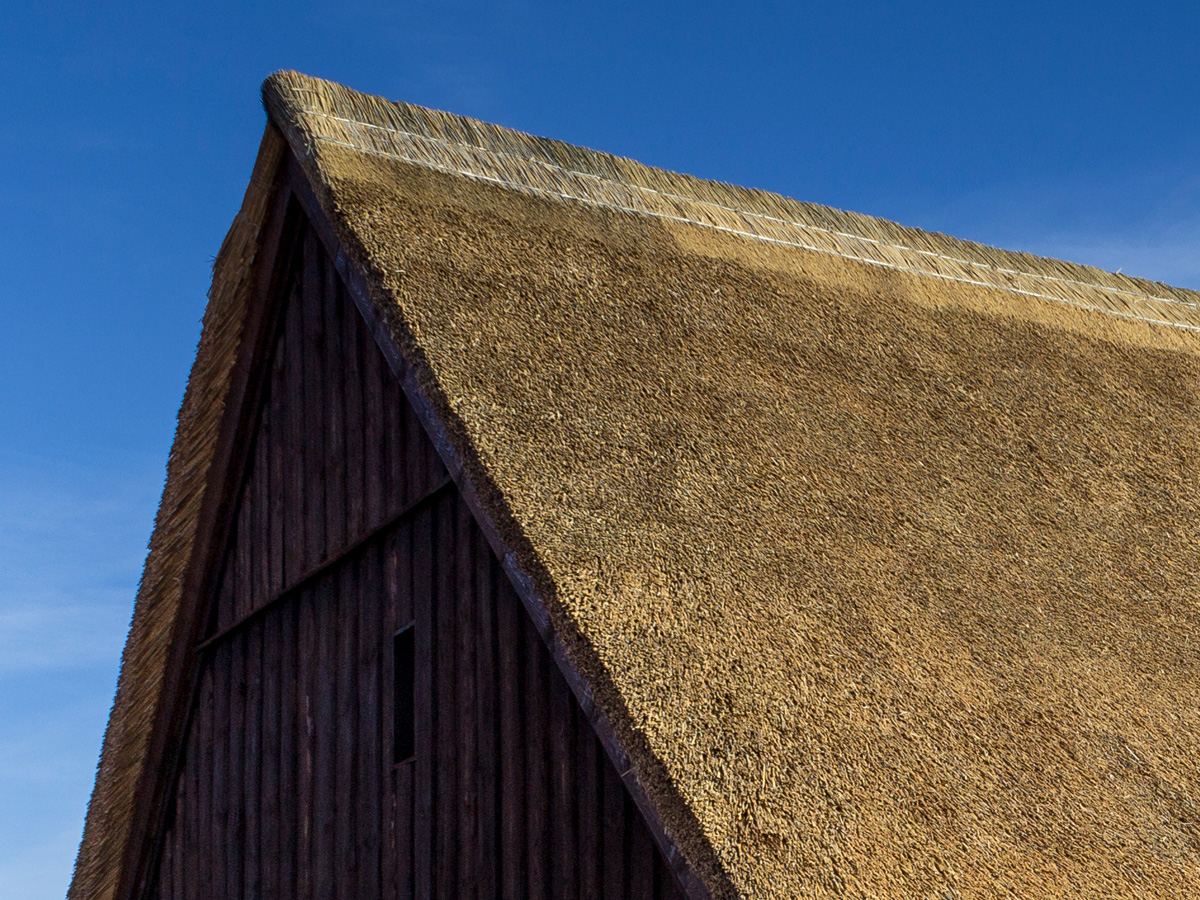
[393,624,415,764]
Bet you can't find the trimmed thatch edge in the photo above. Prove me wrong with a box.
[68,125,289,900]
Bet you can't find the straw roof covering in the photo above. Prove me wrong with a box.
[75,70,1200,900]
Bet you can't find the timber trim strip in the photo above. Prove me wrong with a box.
[197,475,454,654]
[280,149,727,900]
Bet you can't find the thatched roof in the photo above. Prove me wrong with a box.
[75,70,1200,899]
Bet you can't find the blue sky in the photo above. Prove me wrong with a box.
[2,3,1198,897]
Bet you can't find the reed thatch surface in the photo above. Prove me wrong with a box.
[73,69,1200,900]
[266,71,1200,898]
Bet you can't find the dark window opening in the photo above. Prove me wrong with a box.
[393,623,415,764]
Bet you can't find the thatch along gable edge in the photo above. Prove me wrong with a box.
[70,126,291,900]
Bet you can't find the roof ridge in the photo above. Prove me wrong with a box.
[264,71,1200,336]
[305,104,1200,334]
[302,104,1199,315]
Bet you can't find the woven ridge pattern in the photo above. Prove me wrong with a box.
[272,75,1200,334]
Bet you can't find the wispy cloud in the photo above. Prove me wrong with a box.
[0,452,158,676]
[0,665,116,900]
[0,605,129,676]
[0,825,82,900]
[1024,223,1200,292]
[893,162,1200,291]
[0,453,153,899]
[0,707,104,898]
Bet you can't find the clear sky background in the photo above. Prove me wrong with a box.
[2,3,1198,897]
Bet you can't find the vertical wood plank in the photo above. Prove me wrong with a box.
[277,593,298,897]
[380,525,399,900]
[211,646,230,900]
[157,826,171,900]
[404,385,435,500]
[178,690,192,900]
[243,622,262,900]
[218,563,235,639]
[403,387,425,500]
[225,632,245,900]
[628,790,656,900]
[361,300,386,530]
[260,593,281,897]
[268,325,287,598]
[356,542,382,900]
[550,671,578,899]
[277,273,301,896]
[524,612,549,900]
[212,559,228,635]
[253,388,271,609]
[321,249,346,559]
[496,575,525,900]
[412,505,435,900]
[314,574,337,900]
[382,348,407,515]
[603,759,627,900]
[165,825,174,900]
[341,277,366,544]
[301,227,327,578]
[229,477,252,894]
[391,519,415,900]
[434,496,458,900]
[455,496,479,899]
[171,777,184,900]
[576,712,602,900]
[357,303,386,900]
[283,282,306,587]
[296,583,315,900]
[233,485,251,624]
[193,674,212,900]
[404,384,427,518]
[424,404,447,493]
[474,530,499,900]
[334,561,358,900]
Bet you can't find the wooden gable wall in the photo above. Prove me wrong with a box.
[146,209,688,900]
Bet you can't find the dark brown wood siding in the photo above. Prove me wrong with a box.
[148,216,688,900]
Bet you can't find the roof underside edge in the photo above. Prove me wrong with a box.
[68,124,289,900]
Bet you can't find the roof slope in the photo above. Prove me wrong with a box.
[265,72,1200,898]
